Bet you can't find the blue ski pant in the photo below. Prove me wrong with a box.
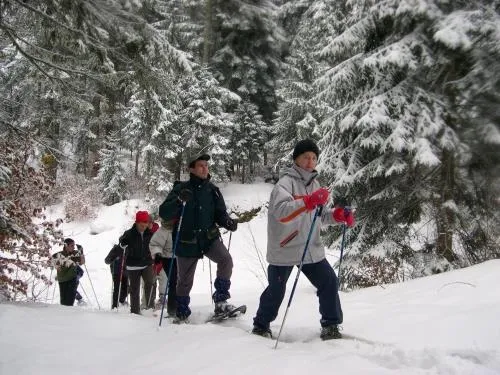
[253,259,343,329]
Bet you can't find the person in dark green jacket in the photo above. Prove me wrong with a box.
[52,238,85,306]
[159,154,238,322]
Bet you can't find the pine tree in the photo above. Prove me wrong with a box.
[1,0,191,181]
[96,136,127,206]
[272,0,346,160]
[177,67,238,180]
[210,0,282,125]
[141,88,181,201]
[313,0,500,287]
[231,101,267,183]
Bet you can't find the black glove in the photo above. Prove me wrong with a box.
[225,218,238,232]
[76,244,83,254]
[178,188,193,202]
[154,253,163,264]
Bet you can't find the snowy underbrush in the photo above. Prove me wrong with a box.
[54,173,100,221]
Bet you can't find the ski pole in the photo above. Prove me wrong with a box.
[158,201,186,327]
[209,260,213,303]
[110,260,114,309]
[79,283,91,306]
[338,206,353,285]
[46,268,54,303]
[116,249,126,311]
[83,264,101,310]
[148,268,159,309]
[51,277,57,304]
[274,205,323,349]
[338,223,347,284]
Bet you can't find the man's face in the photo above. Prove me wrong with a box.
[64,242,75,252]
[190,160,209,179]
[136,222,149,233]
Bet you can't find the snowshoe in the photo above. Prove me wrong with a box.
[207,304,247,323]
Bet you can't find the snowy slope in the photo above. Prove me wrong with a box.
[1,182,500,374]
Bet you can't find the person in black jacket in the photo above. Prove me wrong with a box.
[104,244,129,309]
[159,154,238,322]
[118,211,155,314]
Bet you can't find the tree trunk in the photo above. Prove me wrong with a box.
[436,149,456,262]
[135,147,140,177]
[174,153,182,181]
[90,96,101,178]
[202,0,213,65]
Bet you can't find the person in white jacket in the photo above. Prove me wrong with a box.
[252,139,355,340]
[150,219,177,316]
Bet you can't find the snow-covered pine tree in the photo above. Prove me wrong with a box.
[275,0,315,39]
[314,0,500,288]
[230,101,267,183]
[1,0,190,182]
[176,67,238,180]
[141,86,181,201]
[272,0,346,161]
[211,0,282,124]
[152,0,206,59]
[432,3,500,265]
[96,136,127,206]
[206,0,283,169]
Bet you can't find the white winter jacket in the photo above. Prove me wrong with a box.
[266,164,336,266]
[150,226,174,258]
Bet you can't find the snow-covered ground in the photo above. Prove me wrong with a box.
[1,182,500,374]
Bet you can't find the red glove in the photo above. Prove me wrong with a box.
[153,262,163,275]
[303,188,329,211]
[333,207,355,227]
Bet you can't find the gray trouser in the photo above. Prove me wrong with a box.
[176,239,233,297]
[141,268,166,308]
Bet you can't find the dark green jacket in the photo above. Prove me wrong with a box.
[52,250,82,283]
[159,174,231,258]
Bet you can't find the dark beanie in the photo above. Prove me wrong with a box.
[64,238,75,245]
[292,139,320,160]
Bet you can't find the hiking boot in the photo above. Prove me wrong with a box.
[320,325,342,340]
[173,313,189,324]
[252,326,272,339]
[214,301,237,315]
